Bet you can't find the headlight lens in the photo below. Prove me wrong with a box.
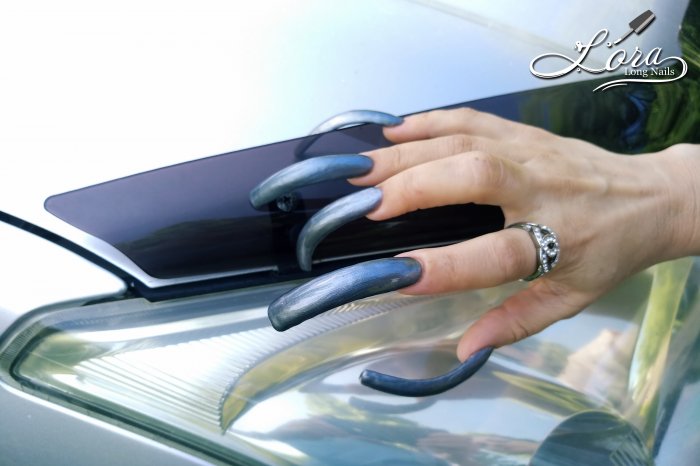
[0,281,599,465]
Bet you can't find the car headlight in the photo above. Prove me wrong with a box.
[0,282,529,464]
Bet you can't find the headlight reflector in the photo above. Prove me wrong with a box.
[1,281,590,465]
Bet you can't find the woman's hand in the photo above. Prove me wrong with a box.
[350,108,700,361]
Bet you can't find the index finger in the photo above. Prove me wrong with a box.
[384,108,543,143]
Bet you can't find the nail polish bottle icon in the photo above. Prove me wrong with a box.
[614,10,656,45]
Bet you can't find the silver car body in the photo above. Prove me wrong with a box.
[0,1,697,465]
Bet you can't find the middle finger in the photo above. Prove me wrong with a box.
[351,134,535,187]
[368,151,529,221]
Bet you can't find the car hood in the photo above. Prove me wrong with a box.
[0,0,688,288]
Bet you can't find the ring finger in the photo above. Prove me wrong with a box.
[397,228,537,294]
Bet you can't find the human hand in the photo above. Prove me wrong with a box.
[350,108,700,361]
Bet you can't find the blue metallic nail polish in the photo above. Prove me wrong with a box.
[268,257,421,331]
[295,110,403,158]
[297,187,382,271]
[267,257,491,397]
[359,346,494,397]
[309,110,404,135]
[249,154,373,209]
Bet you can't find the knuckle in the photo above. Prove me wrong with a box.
[500,303,532,343]
[519,125,555,143]
[415,111,433,127]
[392,169,422,212]
[446,134,476,154]
[509,316,532,342]
[489,235,529,281]
[385,144,407,174]
[458,152,508,198]
[421,250,461,291]
[473,152,504,184]
[456,107,478,121]
[399,168,418,194]
[417,109,445,131]
[441,252,463,288]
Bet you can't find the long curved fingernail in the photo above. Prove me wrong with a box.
[296,110,403,158]
[297,188,382,271]
[268,257,422,331]
[249,154,373,209]
[309,110,404,135]
[359,346,493,397]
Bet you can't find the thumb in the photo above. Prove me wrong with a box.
[456,281,591,361]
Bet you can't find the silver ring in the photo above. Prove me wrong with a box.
[507,222,560,281]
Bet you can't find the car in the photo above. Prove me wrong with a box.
[1,1,699,465]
